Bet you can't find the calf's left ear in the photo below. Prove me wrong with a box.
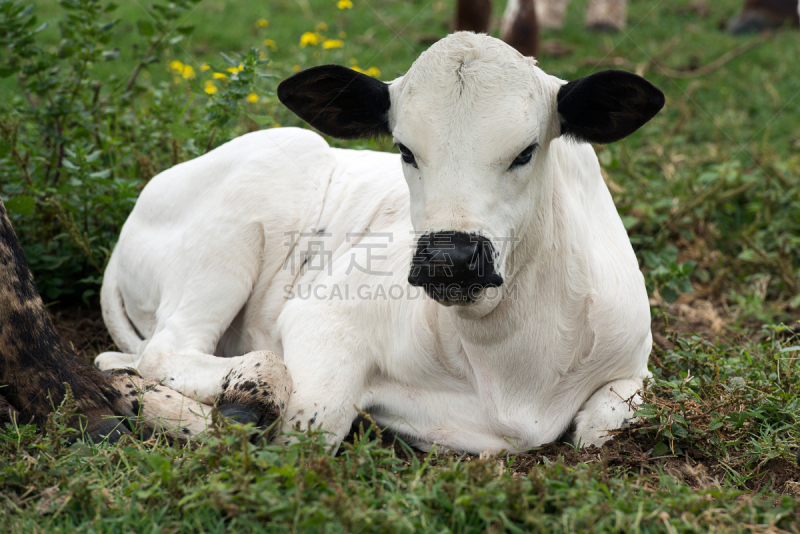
[277,65,391,140]
[557,70,665,144]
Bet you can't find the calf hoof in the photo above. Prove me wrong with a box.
[218,403,261,426]
[76,414,130,445]
[218,350,292,442]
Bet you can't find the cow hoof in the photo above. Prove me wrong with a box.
[218,402,280,444]
[218,403,260,426]
[727,13,786,34]
[585,22,621,33]
[80,417,130,445]
[217,351,291,442]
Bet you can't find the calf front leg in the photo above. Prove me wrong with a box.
[278,309,375,450]
[571,378,642,447]
[98,344,292,436]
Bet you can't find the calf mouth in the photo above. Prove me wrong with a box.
[420,283,501,306]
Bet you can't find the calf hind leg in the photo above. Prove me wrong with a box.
[96,222,292,436]
[106,369,212,440]
[98,349,292,439]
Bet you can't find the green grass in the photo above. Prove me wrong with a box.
[2,0,800,531]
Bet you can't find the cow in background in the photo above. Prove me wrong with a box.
[455,0,628,58]
[728,0,800,34]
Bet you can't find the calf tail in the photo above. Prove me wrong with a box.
[101,250,143,354]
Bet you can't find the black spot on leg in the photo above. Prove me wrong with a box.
[240,381,257,392]
[165,395,172,399]
[126,384,134,389]
[131,400,141,414]
[255,363,261,367]
[182,428,191,435]
[221,369,233,391]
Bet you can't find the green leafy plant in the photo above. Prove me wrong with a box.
[0,0,270,301]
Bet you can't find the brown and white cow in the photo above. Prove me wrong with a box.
[455,0,629,58]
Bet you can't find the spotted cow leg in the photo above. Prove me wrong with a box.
[103,369,212,440]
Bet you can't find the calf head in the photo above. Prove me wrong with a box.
[278,32,664,311]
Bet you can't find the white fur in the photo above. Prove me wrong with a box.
[97,33,651,453]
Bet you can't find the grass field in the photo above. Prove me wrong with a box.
[2,0,800,531]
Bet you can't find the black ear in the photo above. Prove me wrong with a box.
[277,65,391,140]
[557,70,665,144]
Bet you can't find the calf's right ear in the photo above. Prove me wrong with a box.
[557,70,665,144]
[277,65,391,140]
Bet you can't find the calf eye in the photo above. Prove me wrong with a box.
[396,143,418,168]
[509,143,538,169]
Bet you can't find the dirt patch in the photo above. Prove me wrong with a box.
[48,304,115,365]
[385,429,800,495]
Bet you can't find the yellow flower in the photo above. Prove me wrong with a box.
[247,93,259,103]
[299,32,320,47]
[337,0,353,9]
[169,60,184,73]
[365,67,381,77]
[256,18,268,27]
[349,57,358,65]
[315,22,328,31]
[212,72,227,80]
[272,123,281,128]
[226,66,240,74]
[259,51,267,60]
[322,39,344,49]
[200,63,210,71]
[339,31,347,38]
[204,81,217,95]
[293,64,302,72]
[351,66,364,73]
[173,76,181,85]
[181,65,196,79]
[263,38,277,49]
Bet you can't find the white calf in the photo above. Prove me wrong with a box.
[97,32,664,453]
